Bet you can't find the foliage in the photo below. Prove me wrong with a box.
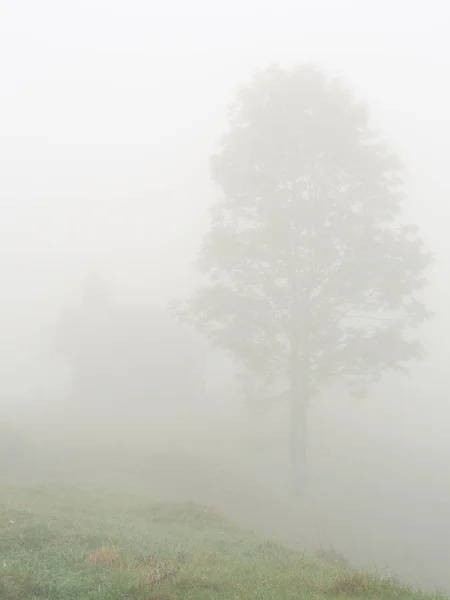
[180,64,432,404]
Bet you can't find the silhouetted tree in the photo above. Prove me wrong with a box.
[180,65,432,496]
[56,272,206,411]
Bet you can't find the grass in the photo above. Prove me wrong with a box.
[0,483,447,600]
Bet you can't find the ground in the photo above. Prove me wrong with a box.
[0,484,446,600]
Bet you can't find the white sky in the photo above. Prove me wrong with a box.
[1,0,450,407]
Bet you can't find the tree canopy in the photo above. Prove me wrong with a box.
[180,64,432,493]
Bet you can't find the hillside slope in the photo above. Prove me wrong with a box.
[0,484,446,600]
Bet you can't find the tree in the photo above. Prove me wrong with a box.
[179,64,432,496]
[56,273,206,411]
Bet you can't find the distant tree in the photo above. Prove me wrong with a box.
[179,65,432,496]
[56,273,206,411]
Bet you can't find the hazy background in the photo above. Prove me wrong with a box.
[2,0,450,593]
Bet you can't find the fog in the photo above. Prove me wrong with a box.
[2,0,450,593]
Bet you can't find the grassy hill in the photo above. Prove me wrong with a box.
[0,484,446,600]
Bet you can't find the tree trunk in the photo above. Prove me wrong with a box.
[289,390,308,498]
[288,322,310,498]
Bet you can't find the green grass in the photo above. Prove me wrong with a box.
[0,484,446,600]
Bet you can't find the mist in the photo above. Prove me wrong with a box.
[2,0,450,594]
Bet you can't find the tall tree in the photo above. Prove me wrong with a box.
[180,65,432,496]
